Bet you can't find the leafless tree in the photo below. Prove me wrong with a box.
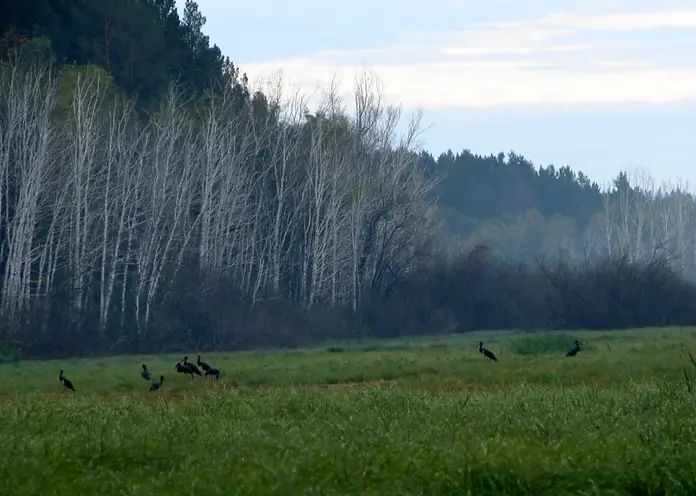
[658,178,694,273]
[342,70,439,308]
[131,86,199,341]
[62,70,109,331]
[0,56,449,350]
[97,97,143,334]
[0,59,57,327]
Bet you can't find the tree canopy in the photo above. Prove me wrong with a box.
[1,0,232,108]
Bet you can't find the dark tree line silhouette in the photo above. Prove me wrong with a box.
[368,246,696,339]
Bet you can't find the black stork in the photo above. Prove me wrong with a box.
[141,364,151,381]
[478,342,498,361]
[59,369,75,392]
[149,375,165,391]
[197,355,212,373]
[566,340,580,357]
[204,367,221,380]
[182,356,202,376]
[175,362,194,378]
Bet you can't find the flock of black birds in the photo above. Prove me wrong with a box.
[58,343,582,392]
[477,340,581,361]
[59,354,222,393]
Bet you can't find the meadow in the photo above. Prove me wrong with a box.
[1,328,696,495]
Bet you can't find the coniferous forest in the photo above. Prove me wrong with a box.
[3,0,696,358]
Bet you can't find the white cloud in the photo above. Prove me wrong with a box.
[440,42,589,56]
[538,11,696,30]
[239,10,696,109]
[471,10,696,31]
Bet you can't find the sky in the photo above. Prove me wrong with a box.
[178,0,696,189]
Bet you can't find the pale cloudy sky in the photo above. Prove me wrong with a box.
[178,0,696,189]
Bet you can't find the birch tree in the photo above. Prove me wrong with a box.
[263,83,307,295]
[0,56,452,351]
[348,72,438,302]
[195,85,258,274]
[132,87,199,341]
[602,168,656,262]
[656,179,694,272]
[0,59,57,327]
[63,70,108,330]
[97,98,143,334]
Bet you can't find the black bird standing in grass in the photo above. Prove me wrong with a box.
[204,367,221,380]
[566,340,581,357]
[59,369,75,392]
[141,364,151,381]
[478,342,498,361]
[197,355,212,373]
[182,356,202,376]
[149,375,164,391]
[175,362,194,378]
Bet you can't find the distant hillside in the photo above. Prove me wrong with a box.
[419,149,603,235]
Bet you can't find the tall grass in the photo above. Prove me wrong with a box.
[510,332,586,356]
[1,328,695,494]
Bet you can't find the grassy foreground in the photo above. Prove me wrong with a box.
[1,329,696,495]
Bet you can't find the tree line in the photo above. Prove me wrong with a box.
[0,51,439,356]
[435,153,696,280]
[2,1,696,358]
[1,0,230,109]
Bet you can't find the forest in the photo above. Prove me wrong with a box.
[2,0,696,358]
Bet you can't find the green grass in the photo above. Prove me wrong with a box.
[2,328,696,494]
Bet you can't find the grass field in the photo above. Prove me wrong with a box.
[1,328,696,495]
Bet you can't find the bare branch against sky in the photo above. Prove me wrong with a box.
[178,1,696,188]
